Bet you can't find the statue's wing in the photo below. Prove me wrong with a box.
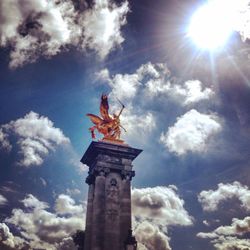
[100,94,112,121]
[86,114,103,125]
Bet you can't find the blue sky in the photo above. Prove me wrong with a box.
[1,0,250,249]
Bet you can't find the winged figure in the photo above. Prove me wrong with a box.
[86,94,125,141]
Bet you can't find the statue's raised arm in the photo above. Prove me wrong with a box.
[86,94,126,144]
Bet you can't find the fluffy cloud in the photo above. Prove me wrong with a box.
[197,217,250,250]
[109,72,141,101]
[198,182,250,249]
[55,194,83,215]
[0,0,79,68]
[132,186,192,227]
[0,223,27,249]
[0,0,129,68]
[98,62,214,105]
[160,109,222,155]
[0,128,12,152]
[82,0,129,59]
[132,186,192,250]
[119,105,156,140]
[146,79,214,106]
[198,181,250,211]
[0,111,70,167]
[96,62,214,144]
[0,194,8,206]
[213,237,250,250]
[135,221,171,250]
[3,194,84,249]
[171,80,214,105]
[199,216,250,237]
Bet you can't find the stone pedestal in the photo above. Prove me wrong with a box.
[81,141,142,250]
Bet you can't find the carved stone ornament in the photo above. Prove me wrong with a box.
[106,178,119,200]
[94,166,110,176]
[85,174,95,185]
[121,170,135,181]
[106,209,118,220]
[110,178,118,186]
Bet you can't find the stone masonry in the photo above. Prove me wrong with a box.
[81,141,142,250]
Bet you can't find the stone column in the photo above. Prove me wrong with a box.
[81,141,142,250]
[104,173,121,250]
[120,170,134,248]
[91,171,106,250]
[84,178,94,250]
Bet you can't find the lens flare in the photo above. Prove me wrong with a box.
[188,0,237,50]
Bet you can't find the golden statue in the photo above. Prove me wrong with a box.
[87,94,126,142]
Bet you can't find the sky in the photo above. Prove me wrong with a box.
[0,0,250,249]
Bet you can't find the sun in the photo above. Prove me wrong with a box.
[188,0,235,50]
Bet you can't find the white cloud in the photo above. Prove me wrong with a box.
[143,63,213,106]
[173,80,214,105]
[119,105,156,140]
[0,111,70,167]
[198,182,250,249]
[97,64,160,101]
[132,186,192,250]
[95,68,110,82]
[198,181,250,212]
[0,0,79,68]
[57,236,77,250]
[135,221,171,250]
[198,217,250,238]
[66,188,81,196]
[132,186,192,226]
[0,128,11,152]
[23,194,49,210]
[160,109,222,155]
[82,0,129,59]
[96,63,214,145]
[197,217,250,250]
[0,223,27,249]
[146,79,214,106]
[0,0,129,68]
[55,194,83,215]
[109,73,141,100]
[213,237,250,250]
[0,194,8,206]
[215,217,250,236]
[203,220,210,226]
[3,194,84,250]
[137,62,166,79]
[96,66,158,142]
[137,64,214,106]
